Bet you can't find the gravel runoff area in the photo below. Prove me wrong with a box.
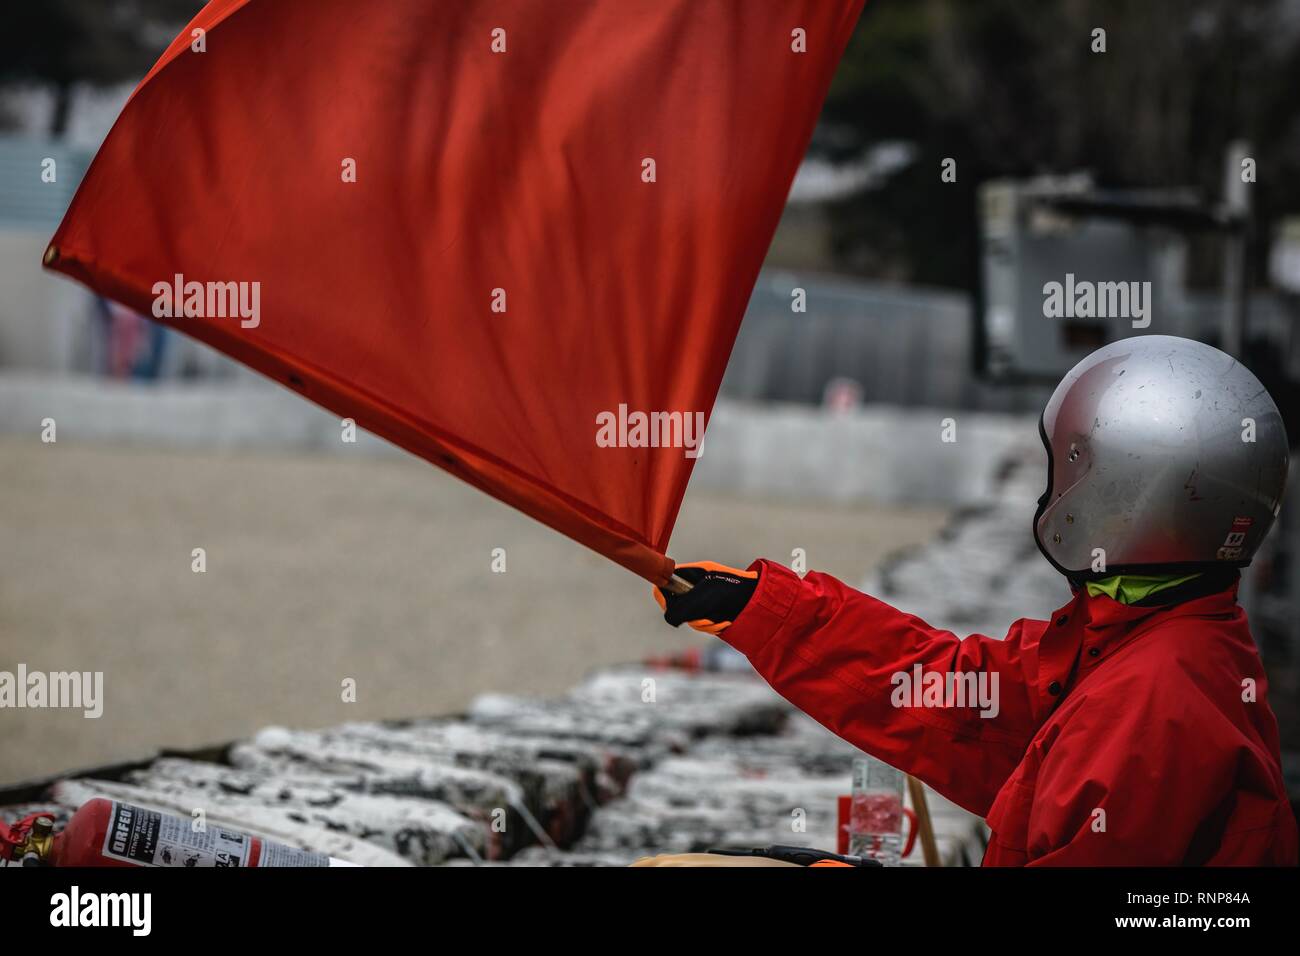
[0,436,950,786]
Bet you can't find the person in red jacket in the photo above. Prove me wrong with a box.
[654,336,1296,866]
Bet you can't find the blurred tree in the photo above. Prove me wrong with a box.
[816,0,1300,288]
[1,0,201,136]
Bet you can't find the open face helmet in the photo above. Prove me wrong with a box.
[1034,335,1288,579]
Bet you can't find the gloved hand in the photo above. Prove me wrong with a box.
[652,561,759,635]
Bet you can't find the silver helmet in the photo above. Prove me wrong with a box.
[1034,335,1289,578]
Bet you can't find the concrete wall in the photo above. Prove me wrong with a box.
[695,401,1031,506]
[0,374,1033,508]
[0,230,87,372]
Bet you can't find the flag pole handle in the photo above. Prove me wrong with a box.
[906,775,942,867]
[662,572,695,595]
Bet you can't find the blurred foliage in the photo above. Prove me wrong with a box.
[817,0,1300,287]
[6,0,1298,290]
[1,0,202,135]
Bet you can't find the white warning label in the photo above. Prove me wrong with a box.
[100,801,326,867]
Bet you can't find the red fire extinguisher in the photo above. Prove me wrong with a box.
[2,798,356,867]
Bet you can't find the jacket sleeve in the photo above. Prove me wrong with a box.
[720,559,1043,816]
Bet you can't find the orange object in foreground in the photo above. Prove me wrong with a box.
[44,0,865,584]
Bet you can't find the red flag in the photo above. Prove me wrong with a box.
[45,0,864,585]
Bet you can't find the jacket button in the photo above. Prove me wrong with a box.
[1088,647,1100,658]
[1048,681,1062,696]
[1055,616,1068,626]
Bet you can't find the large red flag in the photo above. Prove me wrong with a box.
[45,0,864,585]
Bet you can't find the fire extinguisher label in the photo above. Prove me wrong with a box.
[102,801,252,867]
[256,840,331,867]
[100,801,330,867]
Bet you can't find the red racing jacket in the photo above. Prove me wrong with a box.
[720,560,1298,866]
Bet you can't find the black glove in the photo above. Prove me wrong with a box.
[653,561,759,635]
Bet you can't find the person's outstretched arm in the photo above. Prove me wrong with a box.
[657,560,1045,816]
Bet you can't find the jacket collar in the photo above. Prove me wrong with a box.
[1064,577,1241,646]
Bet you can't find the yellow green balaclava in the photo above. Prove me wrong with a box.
[1085,573,1202,605]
